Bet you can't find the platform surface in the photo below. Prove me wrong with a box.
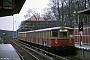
[0,44,20,60]
[75,43,90,50]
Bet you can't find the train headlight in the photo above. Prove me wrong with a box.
[59,29,67,32]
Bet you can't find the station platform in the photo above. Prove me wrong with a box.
[75,43,90,50]
[75,43,90,60]
[0,44,20,60]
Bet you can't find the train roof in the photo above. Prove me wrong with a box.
[0,44,20,60]
[18,31,27,33]
[24,26,74,33]
[18,26,74,33]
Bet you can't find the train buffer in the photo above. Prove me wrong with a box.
[0,44,21,60]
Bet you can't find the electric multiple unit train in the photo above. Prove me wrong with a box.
[18,27,75,55]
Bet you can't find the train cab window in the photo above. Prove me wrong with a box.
[69,30,74,38]
[52,30,58,37]
[59,32,67,38]
[69,30,73,35]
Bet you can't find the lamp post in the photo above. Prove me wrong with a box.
[13,15,14,39]
[15,21,17,39]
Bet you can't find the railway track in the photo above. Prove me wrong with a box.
[12,39,82,60]
[10,39,63,60]
[9,39,48,60]
[2,38,83,60]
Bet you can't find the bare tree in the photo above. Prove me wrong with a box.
[42,8,54,20]
[18,0,90,32]
[24,8,40,20]
[42,0,90,27]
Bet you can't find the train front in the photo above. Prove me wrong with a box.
[50,27,75,55]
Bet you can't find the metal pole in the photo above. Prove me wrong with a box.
[15,21,17,38]
[13,15,14,39]
[15,21,17,30]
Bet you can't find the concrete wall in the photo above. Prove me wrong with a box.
[76,48,90,60]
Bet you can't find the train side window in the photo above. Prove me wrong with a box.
[52,30,58,37]
[49,31,51,37]
[59,32,67,37]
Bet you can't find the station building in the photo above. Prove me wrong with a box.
[18,17,58,32]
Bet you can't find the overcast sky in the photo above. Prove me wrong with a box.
[0,0,49,31]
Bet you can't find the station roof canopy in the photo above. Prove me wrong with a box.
[0,0,26,17]
[78,8,90,14]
